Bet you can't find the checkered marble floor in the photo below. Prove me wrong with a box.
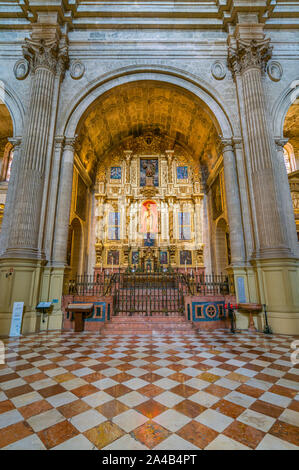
[0,330,298,450]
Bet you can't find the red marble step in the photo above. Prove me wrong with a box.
[110,316,186,322]
[102,323,195,335]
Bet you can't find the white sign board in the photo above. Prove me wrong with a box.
[9,302,24,337]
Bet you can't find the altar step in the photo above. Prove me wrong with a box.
[101,316,196,335]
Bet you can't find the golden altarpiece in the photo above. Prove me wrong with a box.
[92,133,206,273]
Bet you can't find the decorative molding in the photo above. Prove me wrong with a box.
[13,59,29,80]
[211,61,226,80]
[22,37,68,76]
[267,61,283,82]
[228,38,272,77]
[70,60,85,80]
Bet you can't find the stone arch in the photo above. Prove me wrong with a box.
[215,217,229,275]
[271,78,299,138]
[58,65,235,140]
[0,80,25,137]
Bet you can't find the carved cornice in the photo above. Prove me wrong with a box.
[228,38,272,77]
[64,135,78,152]
[22,37,69,76]
[219,137,233,153]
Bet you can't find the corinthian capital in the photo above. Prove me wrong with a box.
[22,37,68,75]
[228,38,272,77]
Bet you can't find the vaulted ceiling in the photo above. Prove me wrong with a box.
[76,81,219,179]
[0,100,13,140]
[284,99,299,139]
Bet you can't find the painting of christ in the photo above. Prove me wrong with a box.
[140,200,158,234]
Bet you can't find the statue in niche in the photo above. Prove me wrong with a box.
[140,159,158,187]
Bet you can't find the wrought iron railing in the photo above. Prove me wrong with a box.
[66,270,235,298]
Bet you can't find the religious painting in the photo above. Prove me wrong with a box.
[177,166,188,180]
[211,174,223,220]
[180,250,192,265]
[110,166,121,180]
[132,251,139,265]
[140,159,159,187]
[108,212,120,240]
[107,250,119,265]
[140,200,158,234]
[75,175,87,221]
[160,251,168,265]
[178,212,191,240]
[144,233,155,247]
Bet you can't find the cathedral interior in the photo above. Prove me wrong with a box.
[0,0,298,452]
[66,81,230,279]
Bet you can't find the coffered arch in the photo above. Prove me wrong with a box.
[61,67,234,143]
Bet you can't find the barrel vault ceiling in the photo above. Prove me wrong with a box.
[76,81,219,179]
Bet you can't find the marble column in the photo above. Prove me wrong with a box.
[275,139,299,257]
[45,136,64,260]
[233,138,254,259]
[0,138,21,256]
[221,139,246,265]
[2,37,68,259]
[52,138,76,265]
[228,37,292,259]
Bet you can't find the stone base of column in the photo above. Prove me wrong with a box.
[228,264,261,331]
[0,258,43,335]
[252,246,294,260]
[39,265,66,332]
[252,257,299,335]
[0,259,65,335]
[1,247,45,260]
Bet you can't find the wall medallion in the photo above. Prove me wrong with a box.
[267,61,283,82]
[14,59,29,80]
[70,60,85,80]
[211,61,226,80]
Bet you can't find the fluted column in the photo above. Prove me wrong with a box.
[275,139,299,257]
[3,37,68,259]
[45,136,65,260]
[0,138,21,255]
[228,37,292,258]
[221,139,246,264]
[52,138,76,265]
